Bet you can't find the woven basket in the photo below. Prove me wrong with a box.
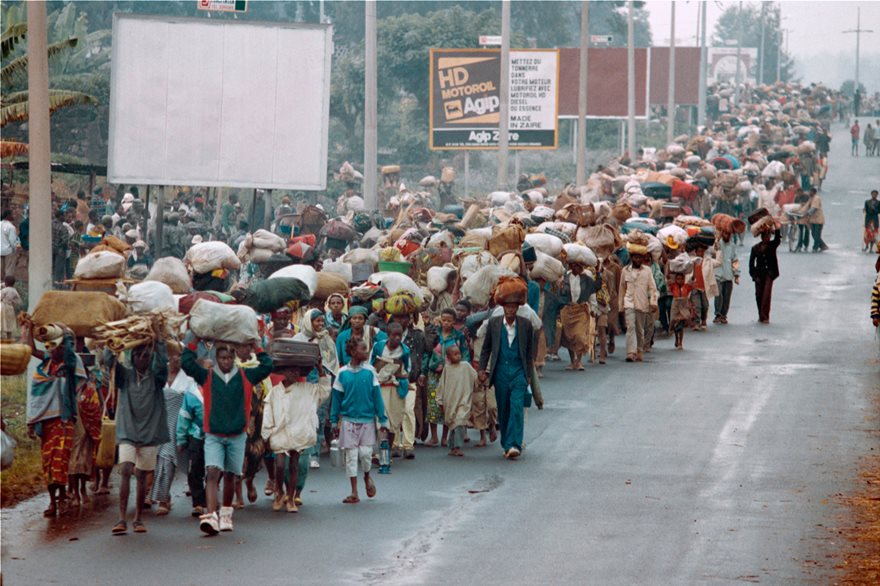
[1,342,31,376]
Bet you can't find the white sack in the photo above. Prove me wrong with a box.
[459,265,516,307]
[252,229,287,252]
[530,250,565,282]
[185,241,241,274]
[369,272,424,304]
[563,242,598,267]
[322,260,354,284]
[458,251,497,281]
[145,257,191,294]
[124,281,176,314]
[524,233,564,257]
[74,250,126,279]
[189,299,259,343]
[427,265,457,295]
[269,264,318,297]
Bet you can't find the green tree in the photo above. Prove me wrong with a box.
[713,2,795,84]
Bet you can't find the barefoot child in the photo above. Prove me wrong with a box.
[370,322,410,458]
[436,345,477,457]
[331,338,388,504]
[262,360,331,513]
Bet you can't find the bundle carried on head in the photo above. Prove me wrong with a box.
[750,215,776,237]
[711,213,746,235]
[492,275,528,305]
[92,311,186,354]
[668,254,696,275]
[624,229,650,256]
[385,292,419,316]
[562,242,598,267]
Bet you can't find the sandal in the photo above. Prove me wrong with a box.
[365,476,377,499]
[156,503,170,516]
[111,520,127,535]
[43,506,57,518]
[132,520,147,533]
[342,495,360,504]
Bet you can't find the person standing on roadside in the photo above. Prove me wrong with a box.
[804,188,828,252]
[851,120,860,157]
[713,233,739,325]
[749,228,781,324]
[0,209,19,279]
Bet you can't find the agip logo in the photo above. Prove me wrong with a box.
[435,55,500,124]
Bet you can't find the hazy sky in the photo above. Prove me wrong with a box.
[644,1,879,89]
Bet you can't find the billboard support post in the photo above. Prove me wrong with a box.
[497,0,511,190]
[575,0,589,185]
[364,0,378,209]
[27,0,52,309]
[626,0,636,157]
[698,1,707,127]
[464,151,470,199]
[666,1,676,145]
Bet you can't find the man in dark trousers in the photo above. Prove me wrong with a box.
[749,228,781,324]
[478,281,535,460]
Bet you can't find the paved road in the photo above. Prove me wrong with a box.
[2,125,878,585]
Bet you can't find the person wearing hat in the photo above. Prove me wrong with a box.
[24,322,86,518]
[127,240,153,270]
[478,278,534,459]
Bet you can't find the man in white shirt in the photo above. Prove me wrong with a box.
[1,209,20,279]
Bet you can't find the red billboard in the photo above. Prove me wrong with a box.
[649,47,701,106]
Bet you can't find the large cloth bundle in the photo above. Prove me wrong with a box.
[145,257,191,294]
[123,281,176,314]
[711,213,746,235]
[674,215,712,229]
[185,241,241,274]
[456,250,497,281]
[524,233,564,257]
[487,221,526,257]
[458,231,489,250]
[460,265,516,306]
[189,299,259,343]
[536,221,577,238]
[32,291,127,338]
[385,292,419,316]
[761,160,785,178]
[321,220,358,242]
[252,229,287,252]
[668,254,696,274]
[314,272,349,300]
[750,215,776,237]
[577,225,619,258]
[240,278,311,313]
[492,275,528,304]
[102,235,132,255]
[562,242,598,267]
[530,251,565,283]
[611,201,633,223]
[555,203,595,227]
[368,272,424,305]
[342,248,379,269]
[657,225,689,249]
[74,250,126,280]
[269,265,318,297]
[427,265,456,295]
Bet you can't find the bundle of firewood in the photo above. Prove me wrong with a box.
[91,311,186,353]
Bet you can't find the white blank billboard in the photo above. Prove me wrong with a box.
[108,14,332,190]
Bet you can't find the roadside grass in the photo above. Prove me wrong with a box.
[1,374,43,508]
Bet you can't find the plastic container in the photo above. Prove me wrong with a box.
[330,439,342,468]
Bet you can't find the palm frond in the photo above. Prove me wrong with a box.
[1,22,27,59]
[0,89,97,127]
[0,140,28,159]
[1,37,78,87]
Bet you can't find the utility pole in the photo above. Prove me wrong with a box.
[497,0,511,190]
[27,0,52,309]
[843,7,874,93]
[626,0,636,158]
[666,1,676,145]
[575,1,589,185]
[697,0,707,127]
[734,1,743,106]
[758,2,766,85]
[363,0,377,209]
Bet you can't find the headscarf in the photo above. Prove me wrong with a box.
[300,308,338,375]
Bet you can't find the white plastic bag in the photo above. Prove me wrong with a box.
[524,233,564,257]
[427,265,457,295]
[342,248,379,268]
[1,429,16,471]
[189,299,259,343]
[530,251,565,283]
[269,264,318,297]
[145,257,191,294]
[252,229,287,252]
[457,251,497,281]
[368,272,424,304]
[459,265,516,307]
[322,260,354,283]
[74,250,126,279]
[124,281,176,314]
[185,241,241,274]
[657,225,689,247]
[563,242,598,267]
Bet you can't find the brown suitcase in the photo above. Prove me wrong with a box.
[270,339,321,368]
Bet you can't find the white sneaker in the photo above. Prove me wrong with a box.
[218,506,234,532]
[199,512,219,536]
[309,456,320,469]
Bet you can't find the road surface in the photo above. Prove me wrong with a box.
[2,124,878,585]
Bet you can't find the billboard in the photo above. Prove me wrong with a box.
[708,47,758,85]
[557,47,649,118]
[429,48,559,150]
[648,47,701,106]
[108,15,332,190]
